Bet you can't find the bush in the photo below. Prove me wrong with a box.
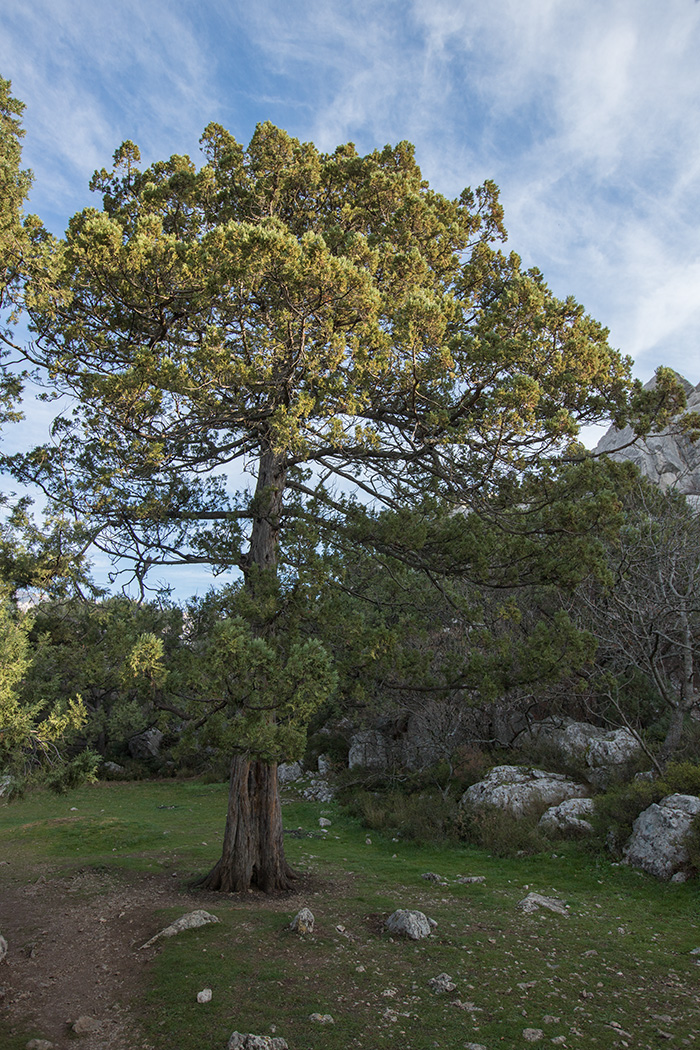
[342,787,459,845]
[456,802,548,857]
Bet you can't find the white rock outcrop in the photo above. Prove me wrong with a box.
[348,729,390,771]
[277,761,304,784]
[516,718,641,788]
[623,793,700,880]
[539,797,595,835]
[461,765,587,816]
[595,374,700,500]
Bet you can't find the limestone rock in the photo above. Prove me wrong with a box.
[523,1028,544,1042]
[309,1013,334,1023]
[317,754,332,775]
[539,797,595,835]
[140,909,219,949]
[100,760,126,776]
[197,988,212,1003]
[461,765,587,816]
[0,934,7,963]
[290,907,315,934]
[301,778,334,802]
[518,893,568,916]
[385,909,433,940]
[277,761,304,784]
[128,727,163,760]
[348,729,390,771]
[595,374,700,499]
[623,793,700,880]
[428,972,456,993]
[228,1034,289,1050]
[515,718,640,788]
[25,1040,55,1050]
[72,1016,102,1035]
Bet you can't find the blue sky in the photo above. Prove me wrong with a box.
[2,0,700,597]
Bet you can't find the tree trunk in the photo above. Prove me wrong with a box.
[659,703,686,766]
[198,754,297,892]
[201,443,295,893]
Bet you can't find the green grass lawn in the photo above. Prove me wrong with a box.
[2,779,699,1049]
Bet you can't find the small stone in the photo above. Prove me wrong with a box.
[25,1041,55,1050]
[421,872,445,883]
[197,988,212,1003]
[464,1043,487,1050]
[428,972,456,994]
[523,1029,544,1043]
[671,871,689,883]
[309,1013,334,1024]
[0,935,7,963]
[72,1016,103,1035]
[290,908,315,934]
[365,837,372,844]
[551,1038,567,1046]
[319,817,332,827]
[456,875,486,884]
[227,1034,289,1050]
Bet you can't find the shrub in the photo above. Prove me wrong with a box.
[341,786,460,845]
[456,803,548,857]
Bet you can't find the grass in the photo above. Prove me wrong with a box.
[2,778,700,1049]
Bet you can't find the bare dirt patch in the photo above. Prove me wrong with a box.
[0,861,212,1050]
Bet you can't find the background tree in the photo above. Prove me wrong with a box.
[18,122,686,891]
[574,480,700,766]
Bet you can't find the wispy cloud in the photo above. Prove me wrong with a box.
[1,0,699,383]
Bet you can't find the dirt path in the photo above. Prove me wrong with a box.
[0,861,209,1050]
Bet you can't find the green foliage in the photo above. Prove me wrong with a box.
[21,596,184,762]
[592,761,700,856]
[176,616,337,764]
[457,802,549,857]
[18,119,666,601]
[0,602,96,790]
[343,787,459,845]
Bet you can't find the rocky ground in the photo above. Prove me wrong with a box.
[0,861,209,1050]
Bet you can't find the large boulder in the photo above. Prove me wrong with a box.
[348,729,390,771]
[277,761,304,785]
[623,793,700,880]
[461,765,588,816]
[128,727,163,760]
[385,909,434,940]
[515,718,641,788]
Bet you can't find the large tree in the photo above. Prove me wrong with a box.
[18,122,685,891]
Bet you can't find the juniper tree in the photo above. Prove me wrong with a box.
[18,121,684,890]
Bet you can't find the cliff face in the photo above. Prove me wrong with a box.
[594,374,700,498]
